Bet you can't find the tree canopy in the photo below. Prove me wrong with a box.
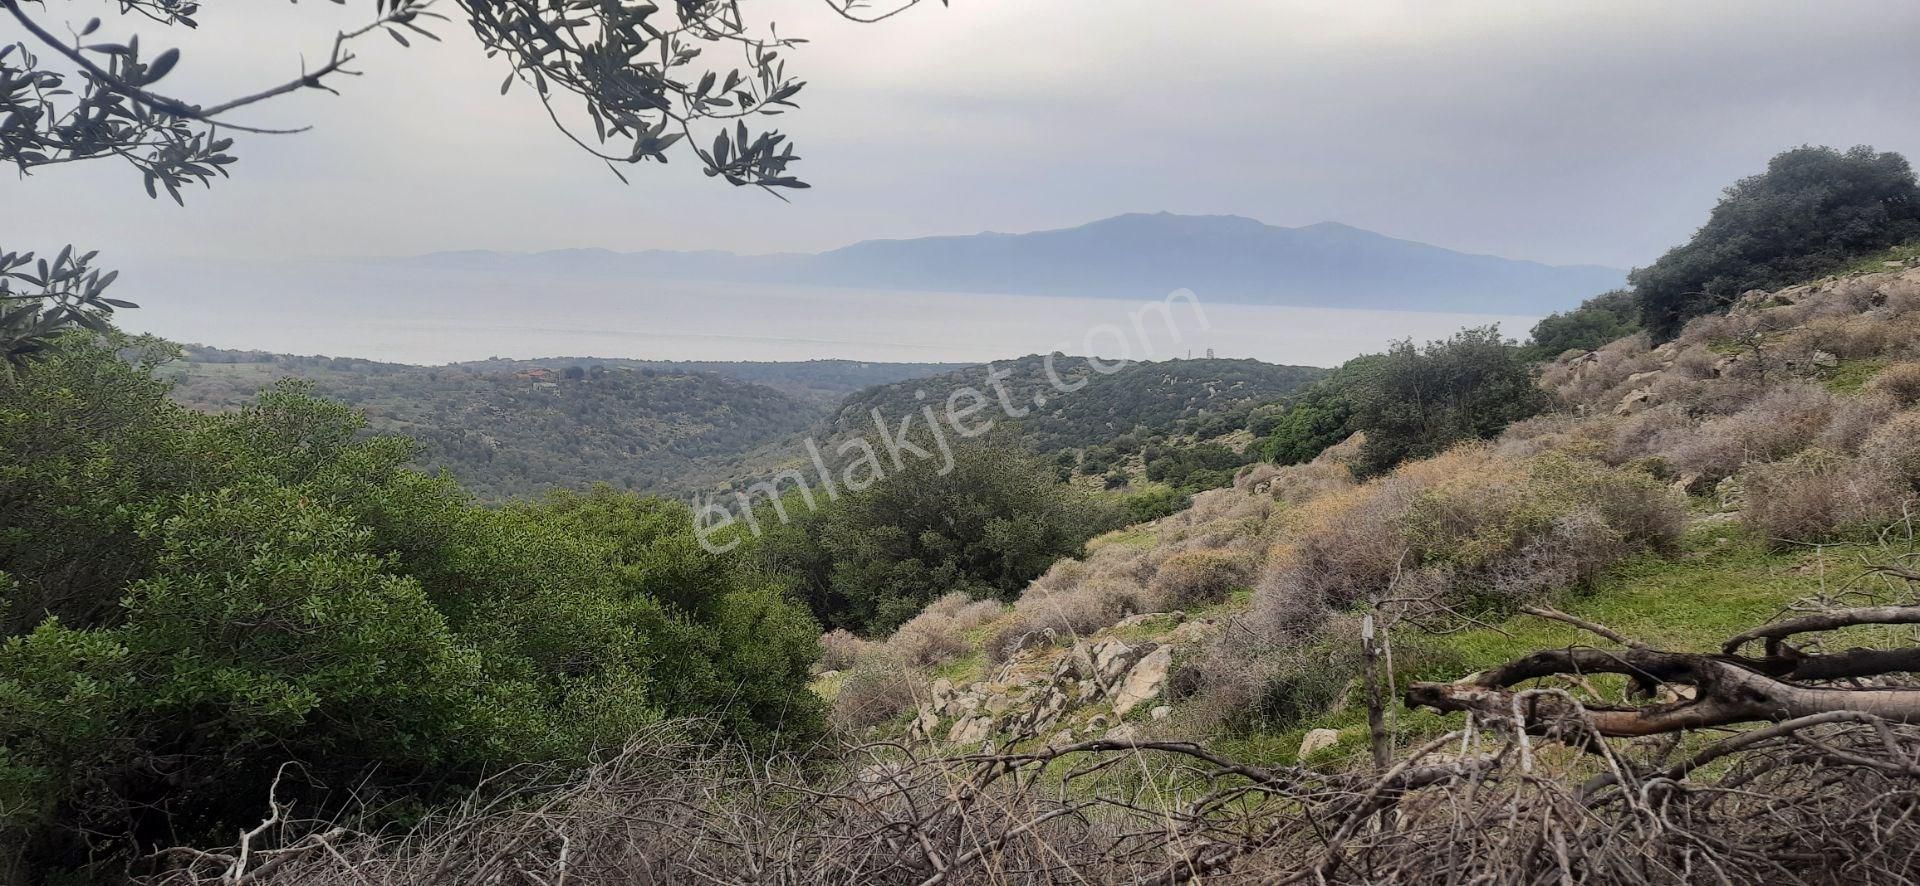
[1631,145,1920,339]
[0,333,822,875]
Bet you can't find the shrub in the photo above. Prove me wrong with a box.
[1348,326,1549,476]
[1146,549,1257,607]
[1659,383,1837,481]
[1537,333,1655,412]
[1237,460,1354,505]
[1742,450,1905,541]
[1178,615,1365,733]
[0,337,824,875]
[1785,314,1889,361]
[829,652,922,732]
[1864,411,1920,490]
[986,577,1153,663]
[818,629,870,672]
[1488,510,1629,601]
[759,442,1112,634]
[1868,362,1920,407]
[1525,290,1640,360]
[883,592,1000,668]
[1248,447,1683,637]
[1817,394,1899,454]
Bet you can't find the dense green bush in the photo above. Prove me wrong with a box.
[1143,441,1247,491]
[1347,327,1547,476]
[1632,145,1920,339]
[1525,290,1640,360]
[758,443,1114,633]
[1254,356,1384,466]
[0,335,821,878]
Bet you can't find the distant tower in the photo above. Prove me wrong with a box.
[1206,348,1215,359]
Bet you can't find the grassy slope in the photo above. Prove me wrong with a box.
[1215,521,1817,767]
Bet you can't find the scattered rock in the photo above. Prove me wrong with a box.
[1150,705,1173,721]
[1167,618,1220,647]
[1103,723,1140,742]
[1112,645,1172,717]
[946,715,992,745]
[1812,350,1840,369]
[1716,475,1746,512]
[1614,388,1655,416]
[1114,611,1185,630]
[908,706,939,741]
[1091,638,1146,688]
[1298,728,1342,759]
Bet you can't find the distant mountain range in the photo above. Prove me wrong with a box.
[400,213,1626,314]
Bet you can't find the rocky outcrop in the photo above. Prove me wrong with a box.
[1111,646,1172,717]
[1298,728,1341,759]
[906,632,1186,748]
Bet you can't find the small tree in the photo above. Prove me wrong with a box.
[1525,289,1639,360]
[1348,326,1545,476]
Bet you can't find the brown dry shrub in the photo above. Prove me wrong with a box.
[1252,484,1407,634]
[1238,460,1355,505]
[985,577,1153,663]
[1178,613,1366,734]
[1538,333,1655,410]
[1659,383,1836,481]
[1864,411,1920,490]
[1868,362,1920,407]
[1248,447,1682,638]
[1496,413,1613,461]
[1817,393,1899,454]
[1889,275,1920,317]
[1741,451,1906,542]
[817,629,870,672]
[1156,489,1276,551]
[1608,404,1693,465]
[829,651,922,732]
[1786,314,1889,360]
[884,592,1002,668]
[1145,549,1258,607]
[1488,510,1629,601]
[1313,430,1369,469]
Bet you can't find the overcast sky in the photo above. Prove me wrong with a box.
[4,0,1918,270]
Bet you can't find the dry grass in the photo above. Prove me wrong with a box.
[817,629,870,672]
[1867,362,1920,407]
[1145,549,1257,608]
[1741,450,1906,542]
[884,593,1002,668]
[828,651,923,732]
[1247,446,1682,639]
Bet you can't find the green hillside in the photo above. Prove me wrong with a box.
[162,349,828,499]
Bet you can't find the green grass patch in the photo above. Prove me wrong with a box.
[1822,358,1891,394]
[1833,240,1920,277]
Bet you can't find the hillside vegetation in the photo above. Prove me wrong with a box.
[827,354,1324,491]
[162,348,958,498]
[11,147,1920,886]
